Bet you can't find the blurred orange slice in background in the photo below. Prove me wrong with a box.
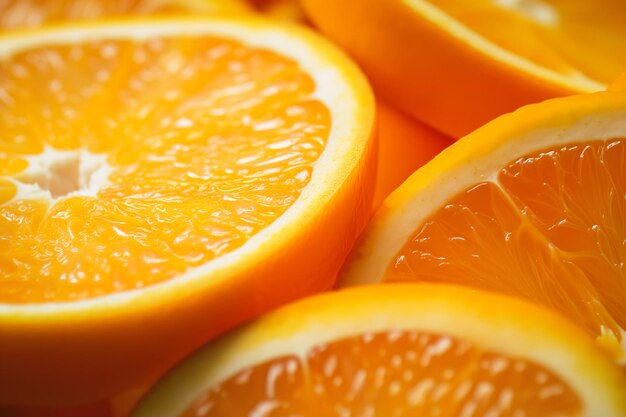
[0,16,375,405]
[341,91,626,363]
[132,284,626,417]
[301,0,626,137]
[0,0,251,30]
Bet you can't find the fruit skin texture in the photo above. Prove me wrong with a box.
[0,18,375,406]
[131,284,626,417]
[373,100,451,208]
[300,0,597,138]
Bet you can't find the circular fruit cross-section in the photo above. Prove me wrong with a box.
[132,284,626,417]
[0,17,375,404]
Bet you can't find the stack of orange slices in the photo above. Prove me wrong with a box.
[0,0,624,416]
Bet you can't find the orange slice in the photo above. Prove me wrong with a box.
[131,284,626,417]
[0,17,375,405]
[340,91,626,363]
[0,0,251,30]
[300,0,625,137]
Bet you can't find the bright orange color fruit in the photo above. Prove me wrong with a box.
[0,0,250,30]
[131,284,626,417]
[341,91,626,363]
[300,0,626,137]
[608,71,626,93]
[374,100,451,208]
[0,17,375,405]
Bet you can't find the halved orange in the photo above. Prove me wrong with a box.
[131,284,626,417]
[0,17,375,405]
[340,91,626,363]
[0,0,251,30]
[300,0,626,137]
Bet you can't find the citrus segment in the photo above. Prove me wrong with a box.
[386,139,625,344]
[1,34,328,303]
[132,284,626,417]
[300,0,621,137]
[0,18,374,405]
[0,0,250,30]
[0,178,17,203]
[340,92,626,361]
[180,332,582,416]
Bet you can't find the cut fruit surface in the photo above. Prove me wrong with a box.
[340,91,626,363]
[132,284,626,417]
[0,0,250,30]
[1,32,331,303]
[301,0,625,137]
[0,17,375,404]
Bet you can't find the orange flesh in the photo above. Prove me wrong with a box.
[0,36,329,303]
[425,0,626,83]
[386,140,625,344]
[181,330,581,416]
[0,0,202,30]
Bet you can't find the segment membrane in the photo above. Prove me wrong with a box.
[386,140,625,345]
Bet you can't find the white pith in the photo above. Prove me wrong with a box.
[0,18,373,312]
[9,146,113,201]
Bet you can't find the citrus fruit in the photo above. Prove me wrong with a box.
[300,0,625,137]
[0,0,250,30]
[131,283,626,417]
[340,91,626,363]
[374,100,451,208]
[0,17,375,405]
